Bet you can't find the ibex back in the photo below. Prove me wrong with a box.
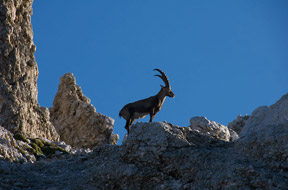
[119,69,175,134]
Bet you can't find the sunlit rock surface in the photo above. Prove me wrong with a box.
[50,73,119,149]
[1,0,288,189]
[237,94,288,164]
[0,126,32,162]
[0,0,59,141]
[1,107,288,189]
[190,116,231,141]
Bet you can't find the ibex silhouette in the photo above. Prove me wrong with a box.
[119,69,175,134]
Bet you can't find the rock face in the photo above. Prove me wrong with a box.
[1,0,288,189]
[228,114,250,134]
[237,94,288,164]
[0,94,287,189]
[0,0,59,141]
[1,110,288,189]
[190,116,231,141]
[0,126,29,162]
[50,73,119,149]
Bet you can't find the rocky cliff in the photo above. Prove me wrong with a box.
[0,92,288,189]
[0,0,118,150]
[0,0,59,141]
[1,1,288,190]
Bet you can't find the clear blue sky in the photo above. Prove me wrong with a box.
[32,1,288,143]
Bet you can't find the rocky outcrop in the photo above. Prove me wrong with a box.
[1,113,288,189]
[237,94,288,165]
[240,94,288,138]
[50,73,119,149]
[0,126,29,162]
[2,93,287,189]
[1,0,288,189]
[190,116,232,141]
[0,125,73,163]
[0,0,59,141]
[228,114,250,134]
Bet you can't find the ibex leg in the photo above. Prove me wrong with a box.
[125,119,130,134]
[149,113,156,122]
[125,118,136,134]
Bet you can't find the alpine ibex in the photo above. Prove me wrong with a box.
[119,69,175,134]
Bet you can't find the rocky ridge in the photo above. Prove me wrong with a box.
[1,0,288,189]
[0,92,288,189]
[0,0,118,152]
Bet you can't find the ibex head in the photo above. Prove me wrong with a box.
[154,69,175,98]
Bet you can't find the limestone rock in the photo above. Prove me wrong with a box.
[0,126,33,162]
[228,114,250,134]
[190,116,231,141]
[240,94,288,137]
[0,119,288,190]
[2,121,287,189]
[0,0,59,141]
[228,128,239,141]
[50,73,119,149]
[1,0,288,189]
[120,121,226,164]
[237,94,288,165]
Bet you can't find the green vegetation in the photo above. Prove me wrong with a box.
[14,134,69,159]
[30,143,43,155]
[42,146,68,156]
[14,133,30,144]
[30,139,45,148]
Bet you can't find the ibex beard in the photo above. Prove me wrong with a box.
[119,69,175,134]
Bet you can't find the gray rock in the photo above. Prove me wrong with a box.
[50,73,119,149]
[1,120,288,189]
[190,116,231,141]
[228,128,239,141]
[237,94,288,165]
[1,1,288,189]
[0,126,33,162]
[240,94,288,138]
[228,114,250,135]
[0,0,59,141]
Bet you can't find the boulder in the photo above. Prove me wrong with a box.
[50,73,119,149]
[189,116,231,141]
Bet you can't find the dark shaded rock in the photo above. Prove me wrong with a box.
[228,114,250,134]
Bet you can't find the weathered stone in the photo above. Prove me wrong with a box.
[228,114,250,134]
[237,94,288,165]
[1,1,288,189]
[190,116,231,141]
[228,127,239,141]
[50,73,119,149]
[0,0,59,141]
[1,120,288,189]
[0,126,34,162]
[240,94,288,138]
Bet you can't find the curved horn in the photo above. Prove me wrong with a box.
[153,69,170,87]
